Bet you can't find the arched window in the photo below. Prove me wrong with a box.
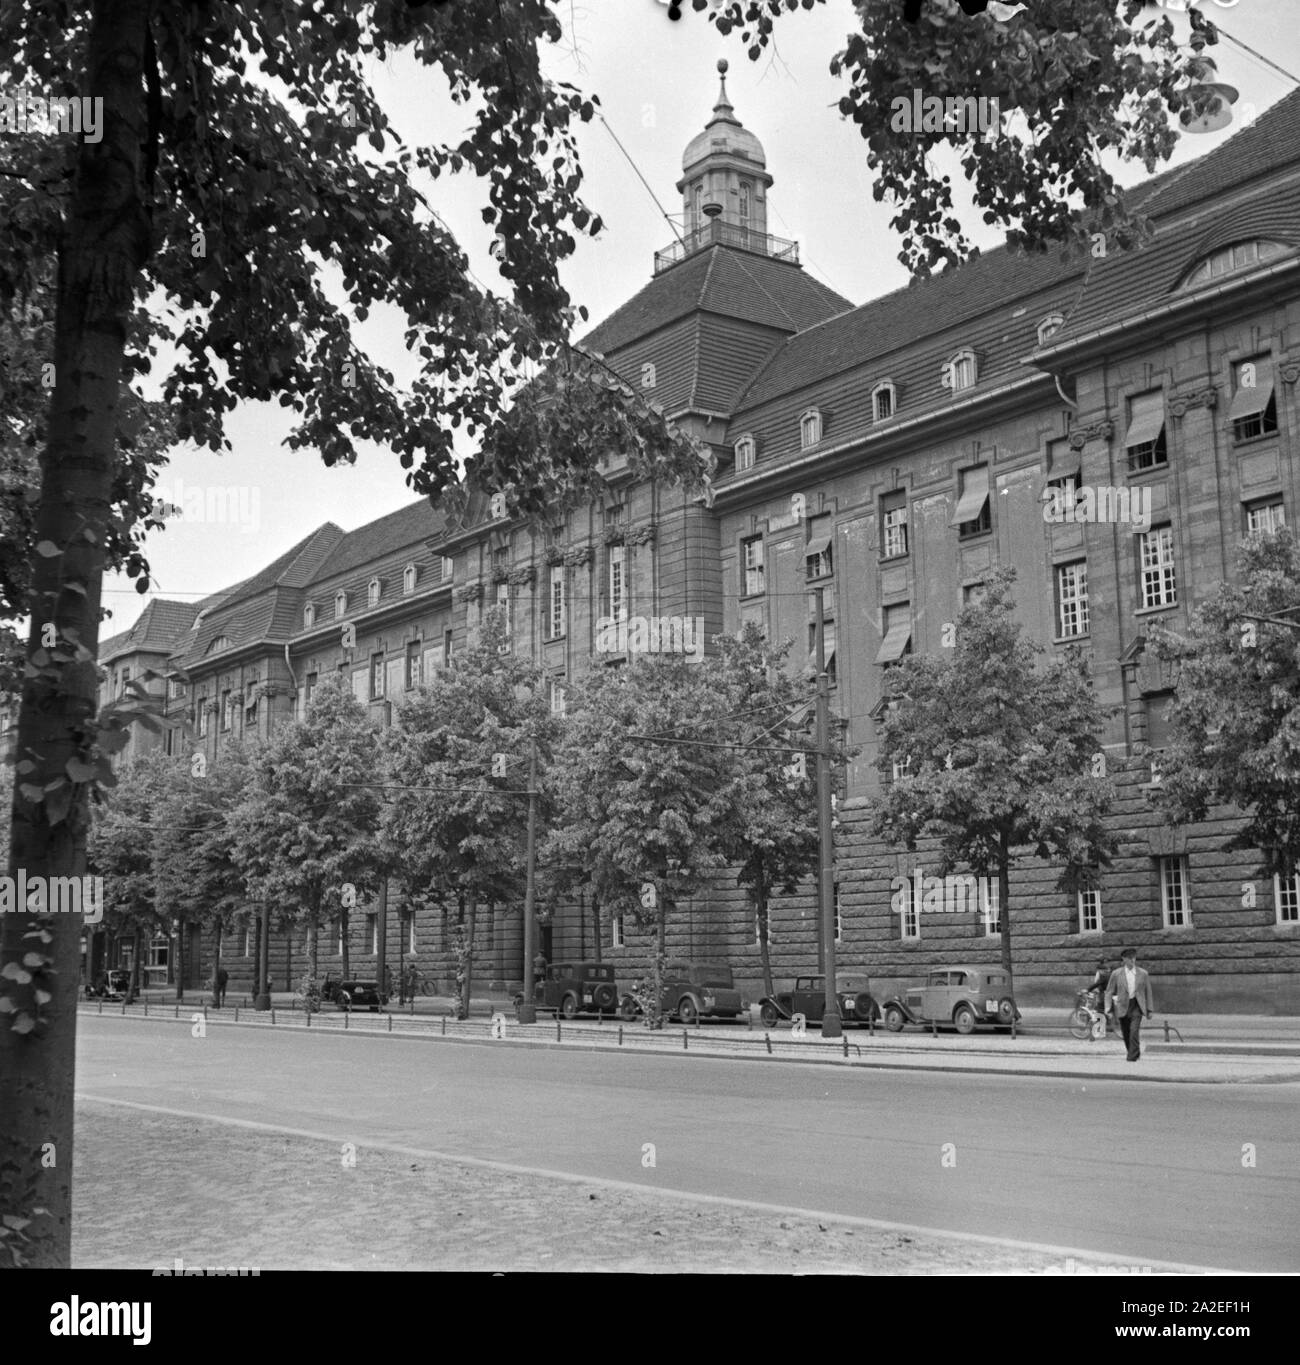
[402,564,417,595]
[368,578,381,607]
[799,409,822,449]
[1180,240,1290,290]
[303,603,315,629]
[871,381,896,423]
[944,350,977,392]
[206,635,231,655]
[1036,314,1064,345]
[334,591,347,619]
[733,435,756,471]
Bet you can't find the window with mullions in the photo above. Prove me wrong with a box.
[800,409,822,449]
[548,564,567,638]
[1125,391,1168,472]
[881,490,908,559]
[1274,872,1300,925]
[370,652,385,700]
[1078,888,1102,934]
[734,435,756,471]
[982,880,1001,936]
[1229,357,1279,443]
[742,535,765,596]
[1159,855,1191,928]
[1055,561,1089,638]
[1139,526,1177,610]
[872,381,896,423]
[1245,498,1285,536]
[608,543,627,623]
[951,464,991,539]
[405,642,421,690]
[805,520,832,581]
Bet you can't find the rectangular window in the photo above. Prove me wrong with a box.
[741,535,765,596]
[901,891,920,941]
[549,564,567,639]
[405,643,421,691]
[198,699,209,738]
[951,463,991,538]
[608,544,627,623]
[610,909,624,949]
[891,753,912,783]
[366,913,377,955]
[168,676,185,700]
[385,657,404,697]
[1055,561,1090,638]
[1139,526,1177,609]
[244,697,258,728]
[371,652,385,700]
[1274,872,1300,925]
[221,690,233,731]
[876,603,912,665]
[734,437,755,472]
[443,628,454,667]
[408,913,418,956]
[805,519,832,580]
[881,491,908,559]
[305,672,317,708]
[1229,357,1277,443]
[808,619,836,685]
[1045,437,1081,499]
[1125,391,1168,472]
[1078,889,1102,934]
[1159,855,1191,928]
[604,504,624,530]
[549,678,566,717]
[982,880,1001,936]
[243,928,251,958]
[148,937,169,970]
[1246,498,1285,536]
[495,581,511,638]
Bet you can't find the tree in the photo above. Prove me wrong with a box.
[1147,528,1300,884]
[1,0,709,1264]
[708,623,853,997]
[227,676,382,985]
[381,610,556,1020]
[545,654,734,1026]
[871,569,1115,975]
[696,0,1226,273]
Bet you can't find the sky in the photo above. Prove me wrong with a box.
[100,0,1300,635]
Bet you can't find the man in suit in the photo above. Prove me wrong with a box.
[1105,947,1155,1062]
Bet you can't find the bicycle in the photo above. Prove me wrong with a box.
[1068,987,1112,1041]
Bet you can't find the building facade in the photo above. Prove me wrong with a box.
[96,72,1300,1010]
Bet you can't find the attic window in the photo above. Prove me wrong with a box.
[944,350,977,392]
[334,591,347,619]
[734,435,756,471]
[800,409,822,449]
[368,578,382,607]
[303,604,315,629]
[1180,240,1289,290]
[872,382,896,423]
[1037,314,1065,345]
[403,564,418,594]
[206,635,232,655]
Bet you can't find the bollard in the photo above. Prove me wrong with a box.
[98,1000,102,1016]
[683,1030,688,1050]
[272,1008,276,1025]
[388,1014,392,1033]
[1163,1020,1170,1043]
[441,1016,446,1036]
[344,1011,349,1030]
[306,1008,311,1027]
[121,1001,126,1016]
[143,1001,148,1017]
[1011,1013,1017,1040]
[931,1016,937,1038]
[556,1018,561,1042]
[764,1032,772,1055]
[618,1026,624,1047]
[235,1007,239,1022]
[842,1033,849,1058]
[409,1001,414,1017]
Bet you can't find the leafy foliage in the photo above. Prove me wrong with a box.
[697,0,1223,274]
[1147,529,1300,880]
[871,568,1115,972]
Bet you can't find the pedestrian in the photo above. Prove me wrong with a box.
[1104,947,1155,1062]
[216,966,228,1007]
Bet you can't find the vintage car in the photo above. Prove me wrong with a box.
[519,962,620,1019]
[619,961,748,1024]
[880,966,1019,1035]
[758,971,881,1029]
[332,978,387,1013]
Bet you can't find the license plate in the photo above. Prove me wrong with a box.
[985,1000,998,1012]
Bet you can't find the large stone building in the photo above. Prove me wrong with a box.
[95,71,1300,1010]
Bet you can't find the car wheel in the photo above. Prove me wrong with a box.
[593,983,617,1012]
[854,992,874,1022]
[883,1004,906,1032]
[337,992,352,1012]
[953,1004,976,1035]
[759,1002,780,1029]
[560,994,579,1020]
[678,996,699,1026]
[997,997,1016,1026]
[619,995,639,1023]
[1068,1007,1093,1040]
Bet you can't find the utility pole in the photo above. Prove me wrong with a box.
[815,585,842,1038]
[518,738,539,1023]
[256,899,271,1011]
[376,700,391,1005]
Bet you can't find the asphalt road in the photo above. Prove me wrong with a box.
[76,1016,1300,1271]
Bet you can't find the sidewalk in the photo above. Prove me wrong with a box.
[80,996,1300,1084]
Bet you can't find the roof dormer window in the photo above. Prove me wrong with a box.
[368,578,381,607]
[1180,239,1290,291]
[871,381,896,423]
[734,434,756,471]
[944,350,977,392]
[403,564,417,595]
[206,635,232,655]
[303,604,315,629]
[800,409,822,449]
[1036,314,1065,346]
[334,591,347,619]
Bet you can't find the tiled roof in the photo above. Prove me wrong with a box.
[310,499,447,585]
[580,245,851,356]
[99,599,201,663]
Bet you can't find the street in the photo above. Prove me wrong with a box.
[75,1015,1300,1271]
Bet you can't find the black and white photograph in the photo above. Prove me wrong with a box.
[1,0,1297,1328]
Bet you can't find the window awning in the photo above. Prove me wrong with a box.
[1125,393,1165,448]
[1228,371,1275,422]
[876,617,912,664]
[804,534,831,559]
[1047,445,1081,482]
[949,465,989,526]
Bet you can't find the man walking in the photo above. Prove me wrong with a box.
[215,965,229,1007]
[1105,947,1155,1062]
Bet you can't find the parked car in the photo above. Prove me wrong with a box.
[880,967,1019,1035]
[93,968,132,1001]
[758,971,880,1029]
[333,978,387,1012]
[619,961,748,1024]
[518,962,620,1019]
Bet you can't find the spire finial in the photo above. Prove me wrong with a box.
[714,57,732,114]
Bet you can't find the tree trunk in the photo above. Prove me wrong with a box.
[175,919,185,1000]
[130,929,142,1002]
[252,914,262,997]
[211,921,223,1008]
[0,0,153,1267]
[998,833,1013,978]
[591,892,601,965]
[756,886,774,999]
[307,910,318,981]
[459,893,477,1021]
[340,904,350,980]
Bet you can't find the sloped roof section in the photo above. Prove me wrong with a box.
[99,599,201,664]
[311,499,447,585]
[580,245,851,357]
